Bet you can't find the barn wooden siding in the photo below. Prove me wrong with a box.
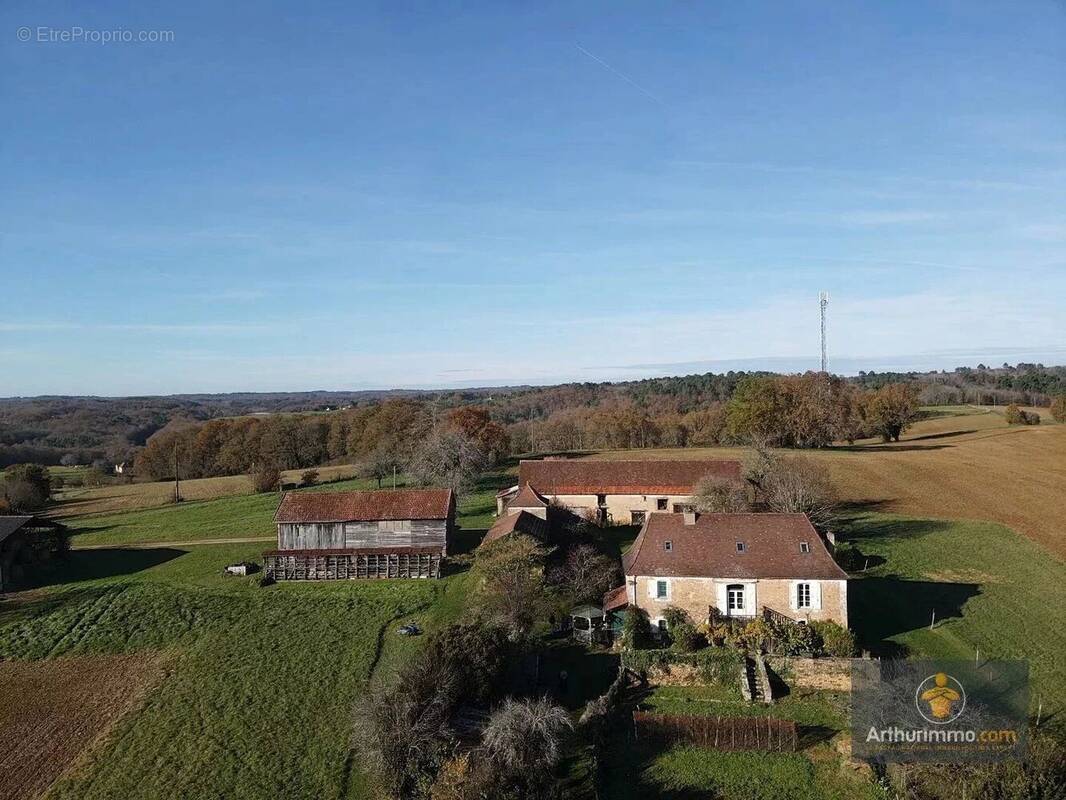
[277,519,448,552]
[263,550,441,580]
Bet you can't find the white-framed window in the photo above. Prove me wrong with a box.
[735,541,746,553]
[796,582,812,609]
[657,498,668,511]
[664,540,672,552]
[800,541,811,553]
[727,584,745,613]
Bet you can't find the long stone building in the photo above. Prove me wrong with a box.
[263,488,455,580]
[496,458,745,525]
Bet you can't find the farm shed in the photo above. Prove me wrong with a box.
[264,489,455,581]
[0,515,68,592]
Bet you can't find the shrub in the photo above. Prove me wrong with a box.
[2,463,52,511]
[471,535,549,640]
[621,648,743,686]
[810,621,856,657]
[252,465,282,493]
[481,697,572,799]
[1004,404,1039,425]
[767,618,818,656]
[1051,394,1066,423]
[423,624,510,707]
[300,469,319,487]
[621,606,653,650]
[727,618,773,652]
[669,622,708,653]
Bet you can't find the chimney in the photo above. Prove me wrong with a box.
[683,510,698,526]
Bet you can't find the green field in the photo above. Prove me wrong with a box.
[842,512,1066,720]
[0,476,503,799]
[0,543,472,799]
[65,474,501,548]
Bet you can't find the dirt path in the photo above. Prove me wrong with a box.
[72,536,274,550]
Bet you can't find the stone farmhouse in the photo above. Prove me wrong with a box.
[496,458,745,525]
[263,489,455,580]
[609,511,848,630]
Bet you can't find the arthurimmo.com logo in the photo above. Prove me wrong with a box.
[852,659,1028,763]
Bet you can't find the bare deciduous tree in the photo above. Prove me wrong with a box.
[409,430,488,495]
[549,543,621,605]
[693,474,751,513]
[761,455,837,528]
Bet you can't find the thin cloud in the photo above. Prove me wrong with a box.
[575,44,663,106]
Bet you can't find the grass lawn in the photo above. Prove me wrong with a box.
[0,543,472,799]
[0,473,502,799]
[841,512,1066,721]
[600,682,878,800]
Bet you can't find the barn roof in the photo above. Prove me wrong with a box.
[0,515,64,545]
[517,459,743,495]
[274,489,454,523]
[622,513,847,581]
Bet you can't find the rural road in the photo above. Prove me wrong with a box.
[73,536,274,550]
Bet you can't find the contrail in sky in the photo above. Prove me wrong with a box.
[575,43,663,105]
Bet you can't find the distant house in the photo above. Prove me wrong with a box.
[0,515,68,592]
[263,489,455,580]
[495,459,746,525]
[616,512,848,630]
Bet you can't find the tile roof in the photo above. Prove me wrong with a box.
[509,483,548,508]
[518,459,743,495]
[0,515,64,544]
[623,513,847,581]
[481,510,549,547]
[274,489,454,523]
[603,584,629,612]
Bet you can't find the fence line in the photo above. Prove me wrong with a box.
[633,711,798,753]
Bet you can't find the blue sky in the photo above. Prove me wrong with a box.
[2,1,1064,396]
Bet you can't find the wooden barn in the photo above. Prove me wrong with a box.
[263,489,455,580]
[0,515,68,592]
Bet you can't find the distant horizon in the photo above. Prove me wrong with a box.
[3,349,1063,401]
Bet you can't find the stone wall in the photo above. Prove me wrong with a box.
[767,656,857,692]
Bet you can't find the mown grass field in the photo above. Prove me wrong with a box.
[0,544,464,799]
[842,512,1066,721]
[50,463,369,518]
[64,473,499,549]
[592,406,1066,559]
[0,477,501,799]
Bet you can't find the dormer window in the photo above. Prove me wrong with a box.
[800,541,810,553]
[664,540,672,552]
[736,542,745,553]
